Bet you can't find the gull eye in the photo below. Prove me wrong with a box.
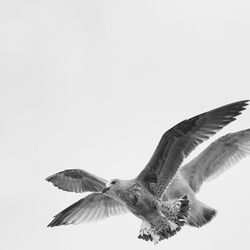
[110,180,116,185]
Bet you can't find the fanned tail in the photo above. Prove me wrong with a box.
[187,200,217,227]
[171,195,190,226]
[138,195,190,243]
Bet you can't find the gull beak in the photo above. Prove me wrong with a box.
[102,187,111,193]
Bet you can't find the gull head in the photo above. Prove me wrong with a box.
[102,179,125,193]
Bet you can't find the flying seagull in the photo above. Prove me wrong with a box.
[46,100,248,244]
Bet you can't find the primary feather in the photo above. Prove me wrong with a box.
[48,193,129,227]
[137,100,249,197]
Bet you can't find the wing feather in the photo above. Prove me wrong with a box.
[180,129,250,192]
[47,193,129,227]
[46,169,107,193]
[137,100,249,197]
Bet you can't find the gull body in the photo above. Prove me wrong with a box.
[102,179,188,242]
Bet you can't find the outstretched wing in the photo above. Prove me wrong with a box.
[137,100,249,198]
[46,169,107,193]
[180,129,250,193]
[48,193,129,227]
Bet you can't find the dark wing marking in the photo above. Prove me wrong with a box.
[180,128,250,193]
[137,100,249,197]
[46,169,107,193]
[47,193,129,227]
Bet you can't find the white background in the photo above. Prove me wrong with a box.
[1,1,250,249]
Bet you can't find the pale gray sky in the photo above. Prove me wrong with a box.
[1,1,250,249]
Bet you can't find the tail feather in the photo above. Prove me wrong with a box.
[138,195,190,243]
[187,201,217,227]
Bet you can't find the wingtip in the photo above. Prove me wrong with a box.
[47,217,55,227]
[216,99,250,120]
[239,99,249,108]
[45,176,51,182]
[230,99,249,109]
[47,221,62,228]
[47,215,64,228]
[47,217,72,228]
[45,173,55,182]
[45,170,67,183]
[235,100,249,110]
[45,174,60,186]
[229,99,249,107]
[241,99,249,103]
[232,100,250,116]
[47,222,53,228]
[47,222,58,228]
[236,99,249,104]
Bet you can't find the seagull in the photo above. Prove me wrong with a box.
[46,100,248,244]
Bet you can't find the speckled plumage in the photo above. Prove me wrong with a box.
[46,100,249,244]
